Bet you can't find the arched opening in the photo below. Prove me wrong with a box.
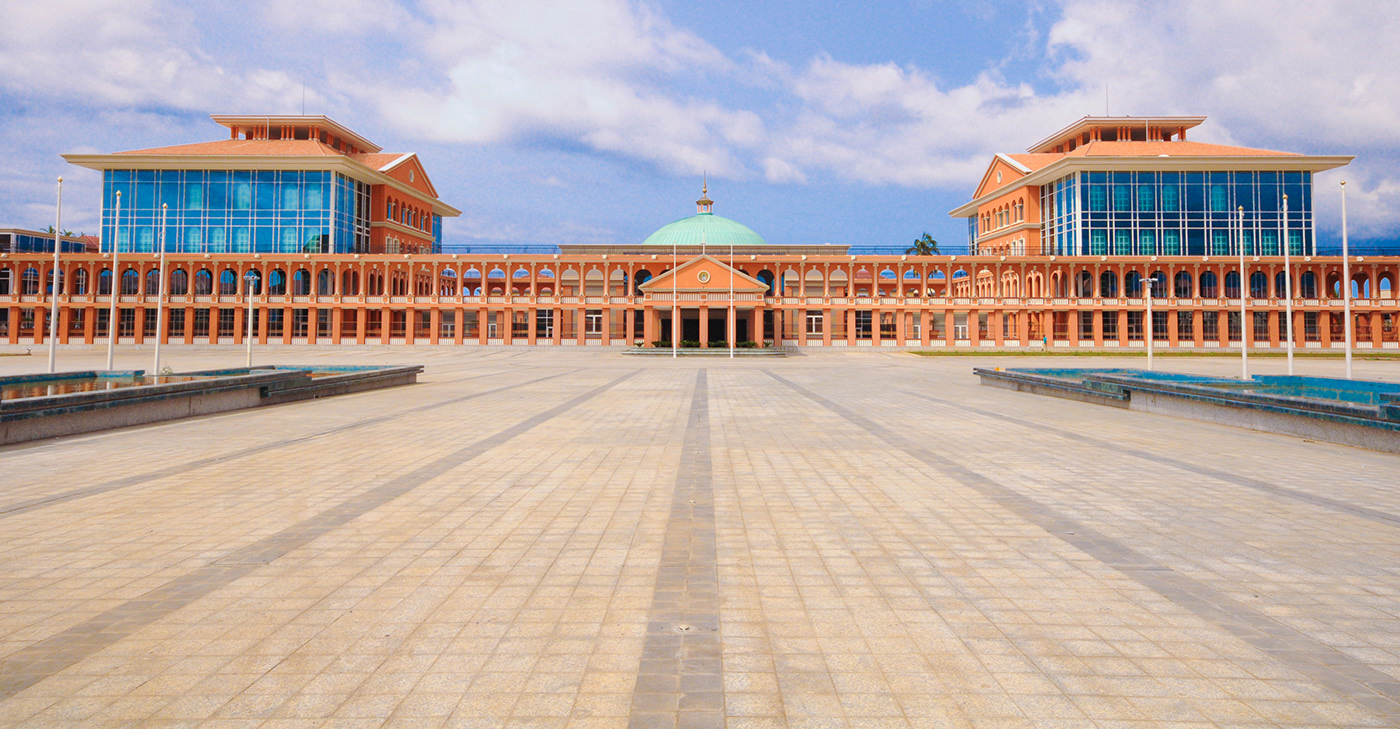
[194,269,213,296]
[584,269,605,296]
[1326,271,1342,298]
[169,268,189,295]
[1299,271,1318,299]
[1074,271,1092,298]
[318,269,334,295]
[219,269,238,295]
[342,270,360,296]
[120,268,140,295]
[1125,271,1143,298]
[1199,271,1218,298]
[1275,272,1288,299]
[46,269,64,295]
[1249,272,1268,299]
[1175,271,1194,299]
[244,269,262,295]
[293,268,311,296]
[634,269,652,295]
[1224,271,1241,299]
[610,268,627,296]
[268,269,287,296]
[439,269,458,296]
[1099,271,1118,298]
[145,268,161,295]
[0,268,12,295]
[756,269,775,296]
[72,268,88,295]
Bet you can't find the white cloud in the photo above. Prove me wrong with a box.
[0,0,302,111]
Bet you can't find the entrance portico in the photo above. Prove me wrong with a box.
[640,255,769,347]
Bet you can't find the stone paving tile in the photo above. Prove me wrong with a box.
[0,347,1398,728]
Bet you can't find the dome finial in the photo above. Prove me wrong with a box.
[696,173,713,214]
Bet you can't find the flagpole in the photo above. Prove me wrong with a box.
[1282,193,1294,375]
[47,177,63,373]
[152,204,168,376]
[1341,181,1353,379]
[1238,206,1248,380]
[107,191,122,370]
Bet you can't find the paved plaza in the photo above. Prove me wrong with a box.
[1,346,1399,729]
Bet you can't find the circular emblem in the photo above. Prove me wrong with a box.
[697,270,710,284]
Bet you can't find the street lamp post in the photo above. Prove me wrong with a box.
[1143,276,1157,371]
[152,204,169,376]
[106,191,122,371]
[246,270,258,367]
[47,177,63,374]
[1341,181,1353,379]
[1282,193,1294,375]
[1238,206,1249,380]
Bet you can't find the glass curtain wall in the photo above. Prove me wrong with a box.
[102,169,367,254]
[1062,170,1312,257]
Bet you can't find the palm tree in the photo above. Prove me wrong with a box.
[905,233,940,256]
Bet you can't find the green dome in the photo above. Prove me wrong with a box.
[641,212,766,247]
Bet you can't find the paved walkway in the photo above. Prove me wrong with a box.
[0,347,1398,728]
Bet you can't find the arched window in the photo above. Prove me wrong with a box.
[439,269,458,296]
[1174,271,1193,299]
[1,268,15,295]
[72,268,88,295]
[369,271,384,296]
[97,268,112,295]
[268,269,287,296]
[1150,271,1168,298]
[1099,271,1118,298]
[219,268,238,295]
[1224,272,1241,299]
[1249,272,1268,299]
[1199,271,1218,298]
[1275,272,1289,299]
[633,269,652,295]
[194,269,214,296]
[342,270,360,295]
[169,268,189,295]
[121,268,140,295]
[21,267,40,295]
[146,268,161,295]
[44,269,64,295]
[1299,271,1318,299]
[1075,271,1093,298]
[1125,271,1142,298]
[292,268,311,296]
[241,269,259,295]
[318,269,334,295]
[756,270,775,296]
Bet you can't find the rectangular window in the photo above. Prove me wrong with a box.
[1126,311,1143,340]
[219,308,236,337]
[535,309,553,338]
[585,309,603,335]
[1090,230,1108,255]
[1227,311,1242,341]
[1152,311,1169,340]
[1304,311,1319,341]
[1115,230,1132,255]
[1210,184,1229,212]
[806,310,823,335]
[441,310,456,338]
[1079,311,1094,340]
[512,310,529,339]
[340,309,358,338]
[1088,185,1106,211]
[854,310,872,339]
[119,308,136,337]
[418,311,434,339]
[1177,311,1194,340]
[1203,311,1220,340]
[1212,230,1230,255]
[389,310,406,338]
[879,312,896,338]
[1139,230,1156,255]
[267,309,285,337]
[193,309,210,337]
[1163,230,1182,256]
[292,308,309,337]
[143,308,158,337]
[317,309,332,338]
[1113,185,1130,211]
[1137,185,1155,212]
[1253,312,1269,340]
[1102,311,1119,339]
[167,309,186,337]
[462,310,478,337]
[1162,184,1179,211]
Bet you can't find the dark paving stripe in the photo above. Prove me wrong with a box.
[906,389,1400,528]
[629,369,722,729]
[0,369,569,519]
[768,370,1400,720]
[0,370,639,700]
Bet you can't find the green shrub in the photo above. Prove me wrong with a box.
[651,340,671,348]
[680,340,701,348]
[737,340,758,348]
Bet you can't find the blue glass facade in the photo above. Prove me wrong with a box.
[1,232,86,254]
[101,170,371,254]
[1035,170,1314,257]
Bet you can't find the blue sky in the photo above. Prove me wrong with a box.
[2,0,1398,251]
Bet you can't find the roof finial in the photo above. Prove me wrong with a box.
[696,173,713,215]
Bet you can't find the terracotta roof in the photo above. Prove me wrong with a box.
[1063,140,1300,158]
[114,139,348,157]
[352,153,409,170]
[1004,154,1064,172]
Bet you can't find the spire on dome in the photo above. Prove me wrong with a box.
[696,174,713,214]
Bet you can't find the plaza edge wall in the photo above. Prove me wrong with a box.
[1,253,1397,350]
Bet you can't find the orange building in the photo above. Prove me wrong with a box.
[1,113,1396,352]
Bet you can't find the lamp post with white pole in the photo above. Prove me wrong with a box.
[152,204,169,376]
[1341,181,1353,379]
[46,177,63,374]
[1282,193,1294,375]
[246,270,258,367]
[1238,205,1249,380]
[1143,276,1157,371]
[106,190,122,371]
